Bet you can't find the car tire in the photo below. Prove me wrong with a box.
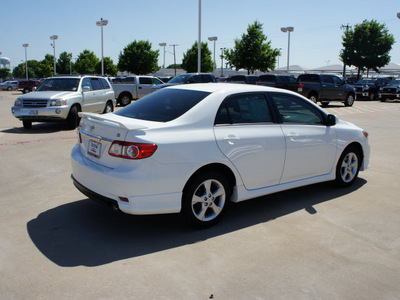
[344,94,355,106]
[7,86,12,91]
[23,88,30,94]
[369,92,375,100]
[118,94,132,106]
[335,146,361,187]
[182,171,231,228]
[103,101,113,114]
[66,106,80,129]
[308,93,318,104]
[321,101,329,107]
[22,120,32,129]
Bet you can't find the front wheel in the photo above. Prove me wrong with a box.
[335,147,361,187]
[66,106,80,129]
[22,120,32,129]
[369,92,375,100]
[7,86,12,91]
[182,171,231,228]
[344,94,355,106]
[118,94,132,106]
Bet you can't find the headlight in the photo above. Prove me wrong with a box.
[50,99,67,106]
[14,99,22,106]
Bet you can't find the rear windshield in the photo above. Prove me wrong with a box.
[257,75,276,82]
[115,88,211,122]
[297,74,320,83]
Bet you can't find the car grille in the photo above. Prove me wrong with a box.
[355,87,364,92]
[22,100,48,108]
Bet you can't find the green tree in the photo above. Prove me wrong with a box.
[74,50,100,74]
[37,54,55,78]
[118,40,159,74]
[224,21,280,74]
[340,19,395,78]
[0,68,11,79]
[95,57,118,76]
[181,42,213,73]
[57,51,73,74]
[13,60,40,78]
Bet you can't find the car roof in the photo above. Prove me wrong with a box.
[164,82,283,94]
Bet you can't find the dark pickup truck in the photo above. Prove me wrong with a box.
[256,74,297,91]
[379,79,400,101]
[354,77,390,100]
[297,74,356,107]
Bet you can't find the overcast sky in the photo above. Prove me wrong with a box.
[2,0,400,71]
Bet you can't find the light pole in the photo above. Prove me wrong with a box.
[208,36,218,71]
[22,44,29,80]
[170,44,178,76]
[220,47,226,77]
[159,43,167,69]
[280,26,294,74]
[96,18,108,76]
[198,0,201,73]
[67,55,72,74]
[50,35,58,75]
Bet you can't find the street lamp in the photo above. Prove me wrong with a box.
[50,35,58,75]
[159,43,167,69]
[198,0,202,73]
[170,44,178,76]
[208,36,218,71]
[67,55,72,74]
[281,26,294,74]
[96,18,108,76]
[220,47,226,77]
[22,44,29,80]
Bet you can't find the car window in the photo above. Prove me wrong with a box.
[100,78,110,89]
[115,88,210,122]
[81,78,93,91]
[321,76,334,84]
[139,77,153,85]
[270,93,324,125]
[297,74,320,82]
[215,94,273,125]
[152,78,163,85]
[288,77,297,83]
[257,75,275,82]
[90,78,103,90]
[37,78,80,91]
[331,76,343,85]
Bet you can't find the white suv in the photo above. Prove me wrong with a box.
[11,75,116,129]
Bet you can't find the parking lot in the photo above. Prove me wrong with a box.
[1,89,400,300]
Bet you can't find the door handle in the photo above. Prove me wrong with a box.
[287,132,299,140]
[223,135,240,145]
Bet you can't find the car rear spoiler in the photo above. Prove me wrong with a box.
[79,112,148,131]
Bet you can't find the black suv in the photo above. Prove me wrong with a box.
[354,78,390,100]
[256,74,297,91]
[227,75,258,84]
[153,73,216,90]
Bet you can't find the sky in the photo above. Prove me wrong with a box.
[1,0,400,72]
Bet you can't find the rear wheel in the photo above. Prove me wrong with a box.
[66,106,80,129]
[335,146,361,187]
[118,94,132,106]
[344,94,355,106]
[22,120,32,129]
[308,93,318,104]
[7,86,12,91]
[103,101,113,114]
[182,171,231,228]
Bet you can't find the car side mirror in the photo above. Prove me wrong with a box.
[82,86,91,92]
[326,114,337,126]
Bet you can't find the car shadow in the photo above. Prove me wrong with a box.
[27,179,366,267]
[1,122,75,134]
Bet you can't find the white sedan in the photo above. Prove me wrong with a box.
[71,83,370,227]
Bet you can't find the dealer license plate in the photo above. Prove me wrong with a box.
[29,110,38,115]
[88,140,101,158]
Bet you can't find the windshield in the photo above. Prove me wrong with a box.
[388,80,400,85]
[356,80,375,85]
[115,88,211,122]
[169,74,191,84]
[37,78,80,91]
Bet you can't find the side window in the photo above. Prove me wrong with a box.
[331,76,343,85]
[90,78,103,90]
[139,77,153,85]
[100,78,110,89]
[270,93,324,125]
[81,78,93,91]
[188,75,201,83]
[321,76,334,84]
[215,94,273,125]
[288,77,297,83]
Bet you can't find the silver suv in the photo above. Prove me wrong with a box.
[11,75,116,129]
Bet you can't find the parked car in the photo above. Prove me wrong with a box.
[1,80,19,91]
[256,74,298,91]
[152,73,216,91]
[71,83,370,228]
[158,76,173,83]
[297,74,356,107]
[227,75,258,84]
[11,75,115,129]
[111,75,164,106]
[379,79,400,101]
[354,78,390,100]
[18,80,41,94]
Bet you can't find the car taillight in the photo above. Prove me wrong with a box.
[108,141,157,159]
[298,83,304,89]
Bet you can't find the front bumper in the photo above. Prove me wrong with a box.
[11,105,70,121]
[379,93,400,99]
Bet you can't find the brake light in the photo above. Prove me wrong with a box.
[298,83,304,89]
[108,141,157,159]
